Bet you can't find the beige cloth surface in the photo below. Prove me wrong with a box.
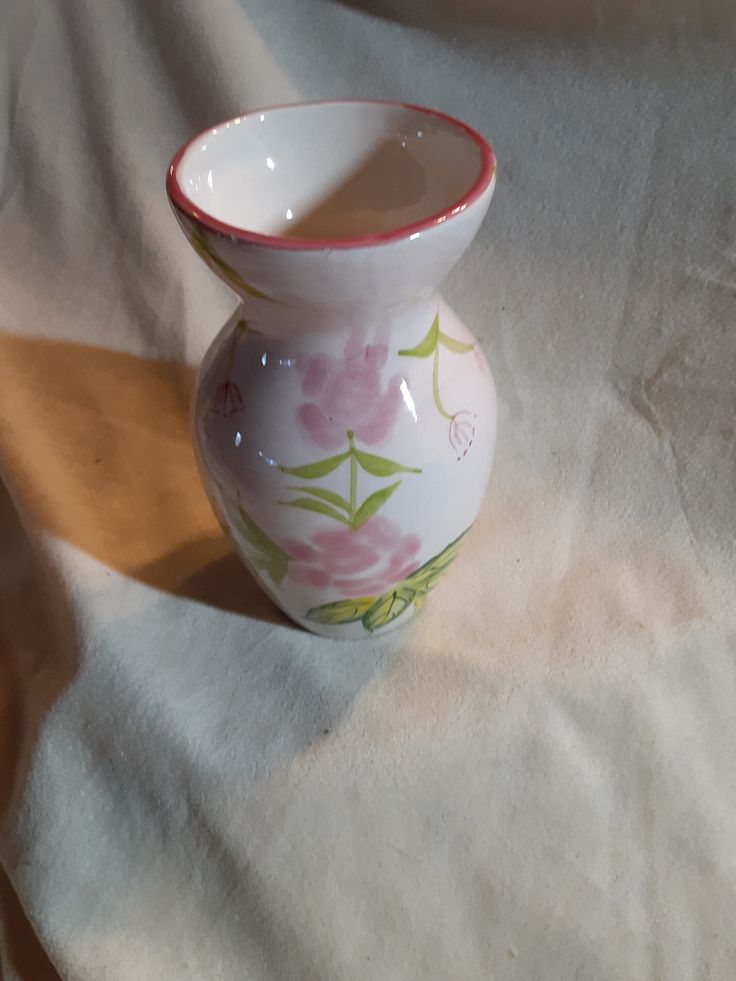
[1,1,735,978]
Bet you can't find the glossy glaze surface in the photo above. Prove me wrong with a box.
[168,100,497,637]
[168,100,494,248]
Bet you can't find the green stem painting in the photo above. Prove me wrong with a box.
[222,493,290,589]
[190,226,277,303]
[278,431,421,531]
[398,312,475,421]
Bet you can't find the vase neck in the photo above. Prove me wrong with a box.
[236,289,440,345]
[181,183,490,326]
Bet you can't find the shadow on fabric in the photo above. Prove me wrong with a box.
[0,481,74,981]
[334,0,736,37]
[0,867,61,981]
[0,480,80,825]
[0,332,287,626]
[0,338,395,980]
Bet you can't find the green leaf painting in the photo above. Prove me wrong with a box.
[286,486,351,512]
[278,431,420,531]
[398,313,440,358]
[438,333,475,354]
[279,497,351,525]
[351,449,422,478]
[351,481,401,529]
[361,586,416,632]
[279,451,351,480]
[403,529,468,593]
[226,495,290,588]
[305,596,377,625]
[398,312,477,423]
[190,226,275,302]
[305,527,471,633]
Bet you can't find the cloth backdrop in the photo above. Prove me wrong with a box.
[1,1,735,978]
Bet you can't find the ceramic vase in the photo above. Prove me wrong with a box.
[167,100,497,638]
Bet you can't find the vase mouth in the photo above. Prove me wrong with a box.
[166,99,495,252]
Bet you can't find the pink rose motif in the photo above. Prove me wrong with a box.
[298,337,403,450]
[283,516,421,596]
[449,409,476,460]
[214,381,243,417]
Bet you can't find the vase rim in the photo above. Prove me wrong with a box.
[166,99,496,252]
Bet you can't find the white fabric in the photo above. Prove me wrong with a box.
[1,1,735,978]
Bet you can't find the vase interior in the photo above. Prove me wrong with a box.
[173,101,488,242]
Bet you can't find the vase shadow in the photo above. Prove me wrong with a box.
[132,537,294,626]
[0,866,62,981]
[0,478,78,981]
[0,480,81,823]
[0,332,398,977]
[0,330,287,624]
[332,0,735,37]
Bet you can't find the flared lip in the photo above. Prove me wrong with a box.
[166,99,496,252]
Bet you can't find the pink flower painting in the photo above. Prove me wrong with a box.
[297,338,403,450]
[214,381,243,417]
[284,516,421,597]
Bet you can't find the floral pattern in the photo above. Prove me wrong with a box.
[213,381,243,417]
[305,527,470,632]
[205,312,480,633]
[297,337,403,450]
[283,516,421,596]
[449,409,476,458]
[278,430,421,529]
[190,226,275,302]
[222,494,289,588]
[211,318,261,417]
[399,313,479,460]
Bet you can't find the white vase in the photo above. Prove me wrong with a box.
[167,100,497,638]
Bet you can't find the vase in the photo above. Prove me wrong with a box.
[167,100,497,638]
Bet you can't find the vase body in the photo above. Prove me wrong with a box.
[167,101,497,637]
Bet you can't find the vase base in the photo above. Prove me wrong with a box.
[285,602,420,641]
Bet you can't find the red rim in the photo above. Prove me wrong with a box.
[166,99,496,252]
